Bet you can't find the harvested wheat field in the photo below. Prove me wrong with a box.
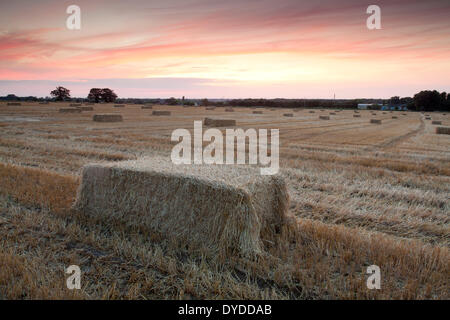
[0,102,449,300]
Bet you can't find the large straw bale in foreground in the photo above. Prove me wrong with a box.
[435,127,450,135]
[93,114,123,122]
[204,118,236,127]
[74,158,289,258]
[152,110,171,116]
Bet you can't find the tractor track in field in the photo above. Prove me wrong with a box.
[373,116,425,151]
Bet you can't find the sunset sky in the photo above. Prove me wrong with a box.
[0,0,449,98]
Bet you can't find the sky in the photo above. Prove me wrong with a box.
[0,0,449,99]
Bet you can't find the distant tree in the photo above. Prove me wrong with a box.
[166,97,178,105]
[390,96,400,105]
[87,88,117,103]
[201,98,209,106]
[87,88,102,103]
[5,94,19,101]
[50,86,71,101]
[413,90,441,111]
[102,88,118,103]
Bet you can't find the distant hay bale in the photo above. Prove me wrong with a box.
[85,103,94,106]
[225,107,234,112]
[78,106,94,111]
[141,105,153,109]
[319,116,330,120]
[152,110,171,116]
[204,118,236,127]
[74,158,289,258]
[354,110,359,113]
[7,102,21,106]
[114,104,125,108]
[93,114,123,122]
[270,108,276,111]
[370,119,382,124]
[252,110,263,114]
[39,101,49,105]
[59,108,82,113]
[425,117,431,120]
[293,109,301,112]
[205,107,216,110]
[309,110,315,113]
[432,121,442,125]
[329,112,336,115]
[283,113,293,117]
[435,127,450,135]
[70,103,82,107]
[392,116,398,119]
[353,114,361,118]
[382,112,387,114]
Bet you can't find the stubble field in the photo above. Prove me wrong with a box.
[0,102,448,299]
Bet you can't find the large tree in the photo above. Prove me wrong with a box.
[87,88,117,103]
[102,88,118,103]
[413,90,441,111]
[50,86,71,101]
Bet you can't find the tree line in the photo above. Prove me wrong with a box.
[1,87,448,111]
[50,86,118,103]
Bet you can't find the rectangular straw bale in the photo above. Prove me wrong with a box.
[225,107,234,112]
[252,111,263,114]
[74,158,289,258]
[203,118,236,127]
[283,113,293,117]
[59,108,82,113]
[152,110,171,116]
[370,119,382,124]
[435,127,450,135]
[319,116,330,120]
[392,116,398,119]
[70,103,82,107]
[141,105,153,109]
[329,112,336,115]
[353,114,361,118]
[78,106,94,111]
[309,110,315,113]
[7,102,21,106]
[93,114,123,122]
[425,117,431,120]
[205,107,216,110]
[432,120,442,125]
